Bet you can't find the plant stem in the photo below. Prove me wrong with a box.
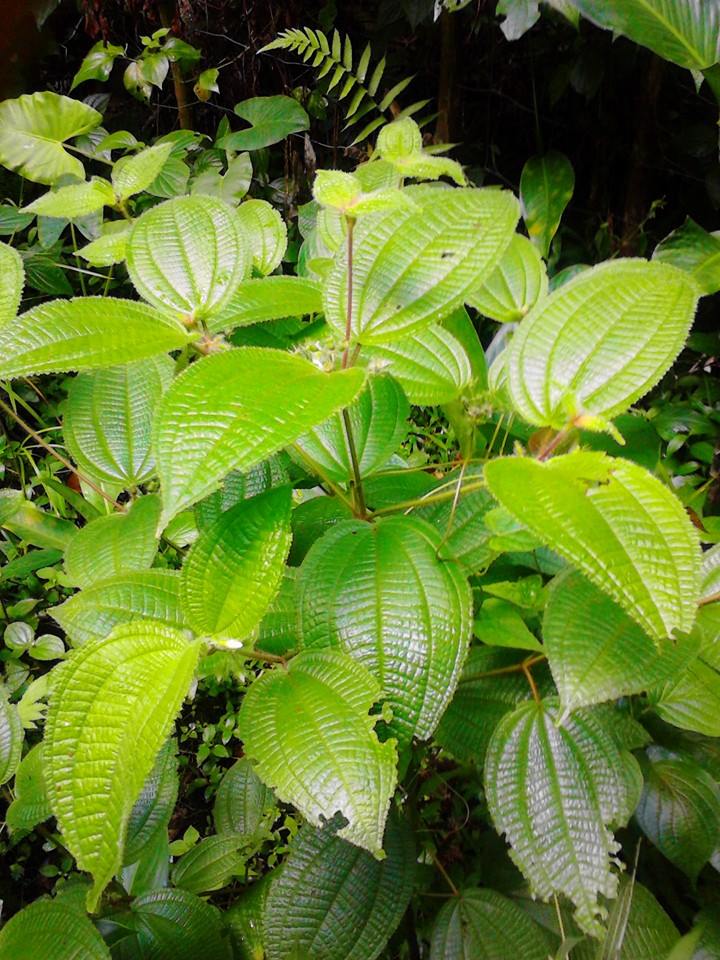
[372,481,487,517]
[700,590,720,607]
[342,407,367,519]
[536,428,570,462]
[431,850,459,897]
[462,653,546,684]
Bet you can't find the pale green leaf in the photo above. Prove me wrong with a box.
[6,743,52,832]
[77,222,130,267]
[171,835,245,893]
[22,178,115,219]
[520,151,574,258]
[467,234,548,323]
[297,516,472,745]
[263,812,416,960]
[568,0,720,70]
[112,142,174,201]
[235,199,288,275]
[213,757,276,840]
[323,187,519,344]
[45,621,200,910]
[653,218,720,296]
[429,887,550,960]
[484,698,619,937]
[237,649,397,854]
[506,259,699,427]
[195,454,292,531]
[650,657,720,738]
[181,487,292,637]
[297,375,409,482]
[635,749,720,879]
[126,195,251,320]
[0,92,101,185]
[544,571,700,709]
[207,276,322,333]
[0,489,77,550]
[64,495,160,588]
[63,357,174,490]
[376,118,465,185]
[154,348,365,525]
[70,40,124,90]
[124,739,178,865]
[0,898,111,960]
[497,0,542,41]
[0,241,24,327]
[220,96,310,151]
[484,453,701,642]
[0,297,192,381]
[0,684,23,785]
[51,570,186,646]
[363,322,472,404]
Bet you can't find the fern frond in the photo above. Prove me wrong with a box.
[260,27,415,144]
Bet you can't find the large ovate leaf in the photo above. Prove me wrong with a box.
[207,276,322,333]
[506,259,699,428]
[171,835,245,894]
[429,887,550,960]
[44,621,200,910]
[154,348,365,525]
[363,322,472,404]
[323,187,519,344]
[467,234,548,323]
[0,298,192,381]
[635,749,720,879]
[484,453,701,642]
[0,241,24,327]
[235,199,287,275]
[124,739,178,865]
[296,375,409,482]
[51,570,186,646]
[126,195,251,320]
[568,0,720,70]
[0,898,111,960]
[263,813,416,960]
[653,218,720,295]
[544,571,700,709]
[213,757,277,841]
[64,494,160,588]
[180,487,292,637]
[63,357,174,490]
[0,92,101,185]
[297,516,472,745]
[237,649,397,854]
[520,151,574,259]
[221,95,310,151]
[484,698,619,937]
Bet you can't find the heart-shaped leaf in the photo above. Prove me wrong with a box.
[220,96,310,151]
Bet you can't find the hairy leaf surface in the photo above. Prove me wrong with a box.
[0,898,111,960]
[0,684,23,785]
[124,740,178,865]
[213,757,277,840]
[235,199,287,275]
[207,276,322,333]
[0,241,24,327]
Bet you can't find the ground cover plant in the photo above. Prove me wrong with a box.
[0,2,719,958]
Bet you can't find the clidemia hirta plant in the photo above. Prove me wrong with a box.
[0,81,719,960]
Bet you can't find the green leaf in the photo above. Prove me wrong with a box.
[653,217,720,296]
[112,142,174,201]
[520,151,575,258]
[484,453,701,642]
[375,118,466,185]
[635,749,720,879]
[544,571,700,709]
[0,92,101,185]
[126,195,251,321]
[0,297,192,381]
[0,490,77,550]
[323,186,519,344]
[124,61,153,102]
[181,487,292,637]
[44,622,200,910]
[297,375,409,482]
[226,875,270,960]
[6,743,52,832]
[363,322,472,404]
[0,241,24,327]
[213,757,276,840]
[0,684,23,785]
[77,222,130,267]
[568,0,720,70]
[109,888,231,960]
[51,570,186,646]
[71,41,124,90]
[63,357,174,490]
[22,178,115,219]
[124,739,178,865]
[649,658,720,738]
[467,234,548,323]
[263,812,416,960]
[235,199,287,275]
[154,348,365,525]
[194,67,220,100]
[484,698,620,937]
[0,897,111,960]
[237,649,397,854]
[171,835,245,894]
[429,887,550,959]
[298,516,472,744]
[506,259,699,428]
[475,599,543,652]
[220,96,310,151]
[207,276,322,334]
[497,0,542,41]
[256,570,299,656]
[195,455,292,531]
